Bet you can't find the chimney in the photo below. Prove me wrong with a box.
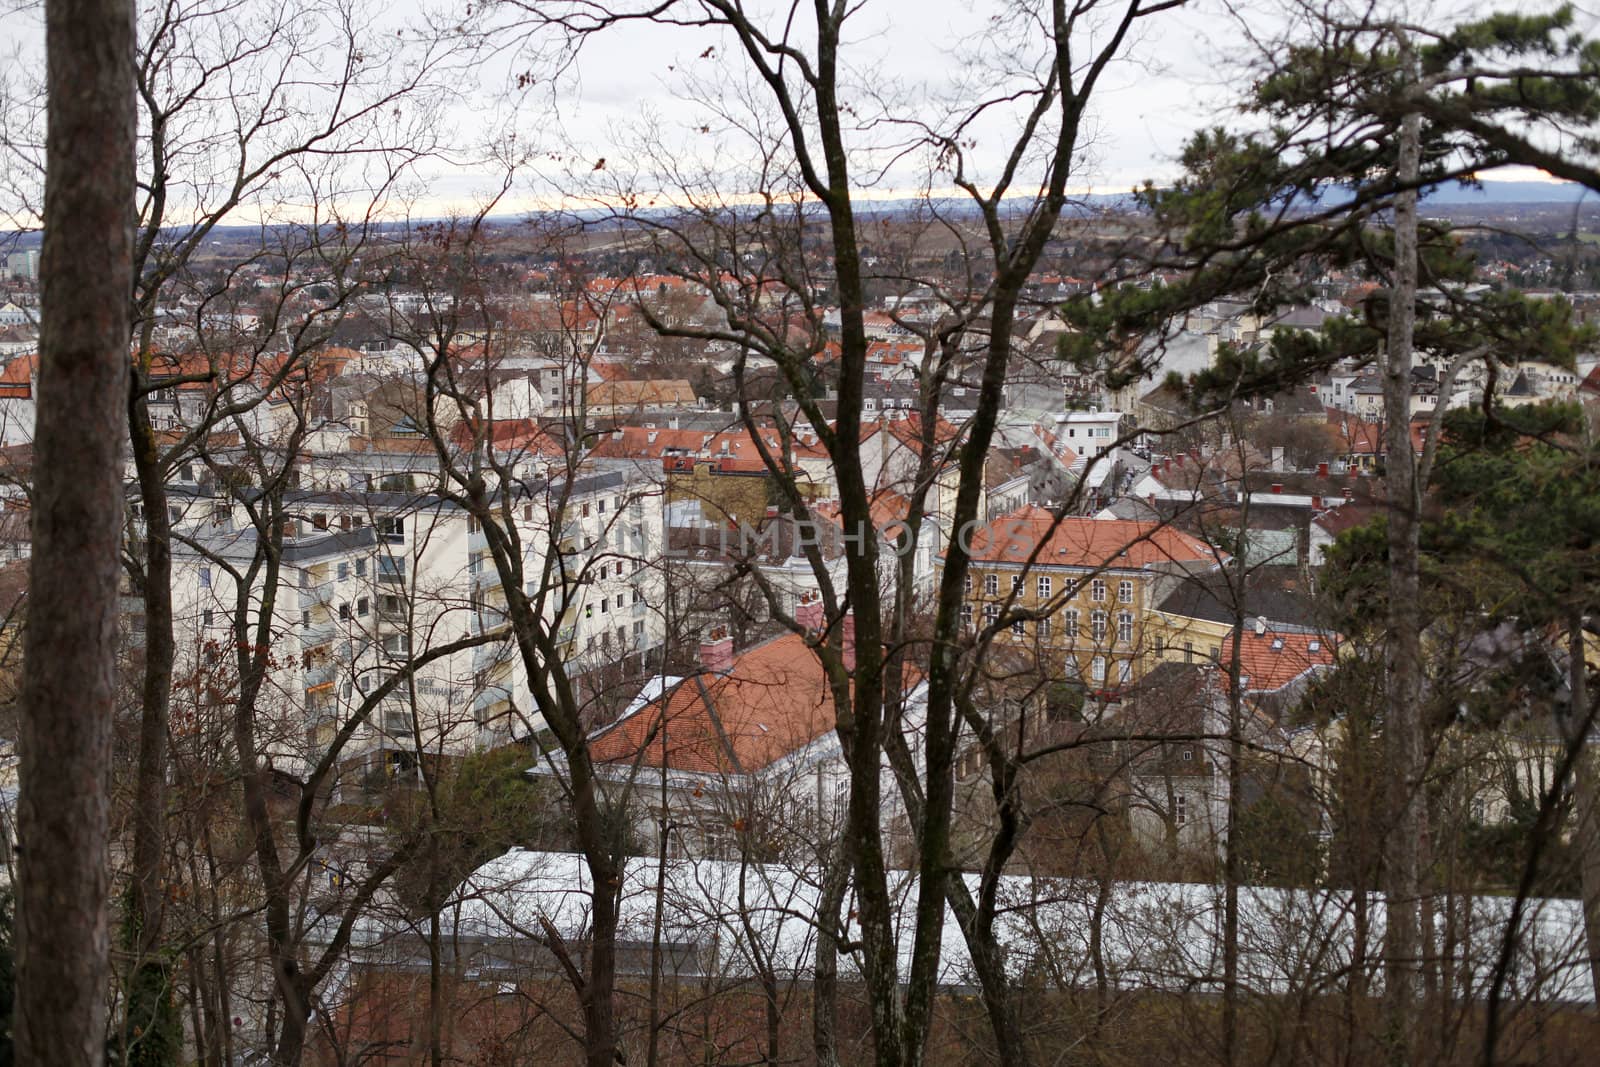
[699,628,734,674]
[1317,461,1329,478]
[1271,483,1283,494]
[796,592,824,634]
[1312,494,1323,509]
[842,612,857,672]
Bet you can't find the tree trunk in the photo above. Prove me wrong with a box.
[811,845,847,1067]
[16,0,136,1065]
[1382,91,1428,1067]
[1566,613,1600,1003]
[429,906,445,1067]
[127,395,177,955]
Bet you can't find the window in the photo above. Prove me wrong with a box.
[984,574,998,596]
[1091,611,1107,641]
[984,605,998,625]
[301,610,310,628]
[356,557,367,577]
[584,604,594,619]
[378,556,405,583]
[598,498,606,513]
[600,597,609,614]
[337,562,349,581]
[961,603,974,628]
[964,573,972,594]
[1037,617,1051,641]
[357,597,369,617]
[1118,659,1132,684]
[339,604,351,621]
[1154,635,1165,654]
[1012,617,1025,637]
[1037,576,1051,599]
[598,563,608,580]
[1210,645,1221,663]
[1011,575,1021,593]
[1090,656,1106,683]
[633,589,642,604]
[1184,641,1194,663]
[1117,612,1133,643]
[201,609,214,627]
[199,566,211,589]
[1064,609,1078,640]
[312,513,328,531]
[1091,579,1106,602]
[1118,580,1134,604]
[1174,794,1188,827]
[378,516,404,541]
[382,633,410,656]
[633,620,644,638]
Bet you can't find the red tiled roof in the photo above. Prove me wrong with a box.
[589,633,836,774]
[448,418,565,456]
[587,379,698,409]
[882,414,964,454]
[1223,629,1335,694]
[0,353,36,398]
[962,505,1220,570]
[866,340,922,364]
[1325,407,1382,455]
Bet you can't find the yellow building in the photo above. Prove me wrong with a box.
[950,506,1221,690]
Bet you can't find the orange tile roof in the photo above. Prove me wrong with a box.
[866,340,922,364]
[1325,407,1382,455]
[587,379,699,409]
[962,505,1220,570]
[812,487,911,531]
[589,632,836,774]
[881,414,964,454]
[1223,629,1336,694]
[0,353,36,398]
[449,418,565,456]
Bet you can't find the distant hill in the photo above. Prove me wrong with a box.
[1424,179,1591,205]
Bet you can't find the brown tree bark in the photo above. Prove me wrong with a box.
[1381,92,1428,1067]
[16,0,136,1063]
[1565,613,1600,1004]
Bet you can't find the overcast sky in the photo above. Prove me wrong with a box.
[0,0,1588,226]
[414,0,1585,216]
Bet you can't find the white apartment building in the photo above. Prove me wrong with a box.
[154,469,667,792]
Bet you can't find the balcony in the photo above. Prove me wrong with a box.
[302,619,340,649]
[471,684,511,715]
[299,583,335,610]
[304,659,340,689]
